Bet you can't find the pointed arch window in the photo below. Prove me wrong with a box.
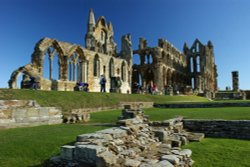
[43,46,60,80]
[121,62,126,81]
[109,58,114,77]
[196,56,200,72]
[190,57,194,73]
[94,55,100,77]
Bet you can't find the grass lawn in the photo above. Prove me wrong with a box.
[0,88,209,112]
[0,124,108,167]
[144,107,250,121]
[89,107,250,124]
[183,138,250,167]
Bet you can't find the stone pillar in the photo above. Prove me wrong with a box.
[69,62,72,81]
[49,55,53,80]
[154,65,163,93]
[232,71,239,92]
[73,63,76,81]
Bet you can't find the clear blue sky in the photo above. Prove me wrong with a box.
[0,0,250,90]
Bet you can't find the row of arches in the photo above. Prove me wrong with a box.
[40,44,128,83]
[10,37,129,90]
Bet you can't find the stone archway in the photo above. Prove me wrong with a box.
[8,64,41,89]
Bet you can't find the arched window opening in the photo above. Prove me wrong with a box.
[68,52,80,81]
[196,43,199,52]
[139,73,142,86]
[43,51,50,79]
[52,54,60,80]
[191,77,195,89]
[94,55,100,77]
[196,56,200,72]
[42,46,60,81]
[190,57,194,73]
[146,54,153,64]
[109,59,114,77]
[121,62,126,81]
[18,73,29,89]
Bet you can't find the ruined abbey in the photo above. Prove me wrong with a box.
[9,9,218,96]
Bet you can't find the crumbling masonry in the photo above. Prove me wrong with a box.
[9,9,218,95]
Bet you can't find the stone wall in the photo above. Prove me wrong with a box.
[154,102,250,108]
[245,90,250,99]
[183,119,250,140]
[51,106,203,167]
[215,91,246,100]
[0,100,62,128]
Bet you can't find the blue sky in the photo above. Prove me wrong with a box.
[0,0,250,90]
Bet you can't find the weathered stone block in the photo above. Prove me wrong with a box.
[97,128,128,138]
[61,145,75,161]
[26,108,39,117]
[161,155,180,165]
[74,145,107,163]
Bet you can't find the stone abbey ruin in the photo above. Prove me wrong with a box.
[8,9,219,96]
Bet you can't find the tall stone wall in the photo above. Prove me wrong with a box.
[0,100,62,128]
[183,119,250,140]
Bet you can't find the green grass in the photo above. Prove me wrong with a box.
[144,107,250,121]
[88,107,250,124]
[183,138,250,167]
[0,88,209,112]
[0,107,250,166]
[0,124,108,167]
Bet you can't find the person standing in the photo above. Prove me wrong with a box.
[99,75,106,92]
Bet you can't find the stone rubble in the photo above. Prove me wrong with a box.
[51,105,204,167]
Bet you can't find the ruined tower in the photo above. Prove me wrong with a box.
[85,9,117,56]
[184,39,218,94]
[232,71,239,92]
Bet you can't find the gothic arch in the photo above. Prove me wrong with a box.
[121,61,126,81]
[8,64,40,89]
[93,54,100,77]
[109,58,114,77]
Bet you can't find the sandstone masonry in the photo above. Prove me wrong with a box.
[183,119,250,140]
[0,100,62,128]
[51,105,204,167]
[9,9,218,96]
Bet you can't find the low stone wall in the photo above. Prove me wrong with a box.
[215,91,246,100]
[183,119,250,140]
[0,100,62,128]
[119,101,154,109]
[51,107,203,167]
[154,102,250,108]
[68,102,154,114]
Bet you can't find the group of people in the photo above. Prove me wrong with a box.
[132,82,158,95]
[74,82,89,92]
[20,75,39,90]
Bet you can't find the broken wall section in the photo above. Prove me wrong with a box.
[51,106,203,167]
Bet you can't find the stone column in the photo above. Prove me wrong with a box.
[69,62,72,81]
[232,71,239,92]
[73,63,76,81]
[49,55,53,80]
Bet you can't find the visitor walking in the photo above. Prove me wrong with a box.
[99,75,106,92]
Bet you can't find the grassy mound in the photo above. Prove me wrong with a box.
[0,89,209,112]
